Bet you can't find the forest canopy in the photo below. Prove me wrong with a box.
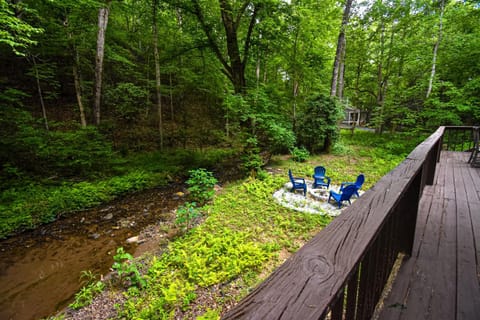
[1,0,479,182]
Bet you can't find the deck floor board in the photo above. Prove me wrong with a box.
[379,151,480,320]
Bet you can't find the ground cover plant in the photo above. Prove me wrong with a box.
[61,130,425,319]
[0,148,238,239]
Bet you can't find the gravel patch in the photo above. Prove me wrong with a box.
[273,181,362,217]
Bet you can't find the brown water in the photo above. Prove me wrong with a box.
[0,185,185,320]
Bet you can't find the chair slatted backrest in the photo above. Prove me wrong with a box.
[341,184,357,200]
[313,166,326,177]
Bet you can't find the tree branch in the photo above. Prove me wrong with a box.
[191,0,232,76]
[242,2,260,65]
[235,0,251,29]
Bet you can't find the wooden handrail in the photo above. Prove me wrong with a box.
[222,126,468,320]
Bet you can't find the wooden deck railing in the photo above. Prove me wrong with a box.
[223,126,477,320]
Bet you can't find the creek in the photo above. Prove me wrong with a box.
[0,185,185,320]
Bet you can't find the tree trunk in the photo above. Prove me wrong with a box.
[376,22,386,134]
[337,37,347,99]
[93,1,111,126]
[192,0,260,94]
[32,55,49,131]
[331,0,353,97]
[72,46,87,128]
[169,72,174,120]
[153,0,163,150]
[219,0,245,93]
[64,16,87,128]
[426,0,445,98]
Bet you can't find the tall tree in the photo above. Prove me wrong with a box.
[93,0,112,125]
[426,0,445,98]
[152,0,163,149]
[331,0,353,98]
[189,0,261,94]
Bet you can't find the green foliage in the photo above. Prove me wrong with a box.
[0,170,151,238]
[0,88,30,107]
[169,228,270,287]
[69,271,105,310]
[114,172,332,318]
[0,0,43,55]
[262,121,296,154]
[112,247,146,289]
[295,95,344,153]
[0,107,118,183]
[175,202,201,232]
[290,146,310,162]
[241,136,264,177]
[104,82,149,123]
[186,168,217,205]
[39,126,118,178]
[197,309,220,320]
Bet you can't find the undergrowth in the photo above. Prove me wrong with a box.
[0,148,238,239]
[113,174,332,318]
[42,130,426,318]
[106,130,424,318]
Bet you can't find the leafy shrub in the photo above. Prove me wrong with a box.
[112,247,146,288]
[290,147,310,162]
[38,126,118,178]
[186,168,217,205]
[104,82,148,123]
[241,136,263,176]
[69,271,105,310]
[0,107,117,182]
[169,228,270,287]
[175,202,201,232]
[295,94,344,153]
[331,141,354,156]
[260,121,296,154]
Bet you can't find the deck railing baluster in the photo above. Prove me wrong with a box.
[345,268,360,320]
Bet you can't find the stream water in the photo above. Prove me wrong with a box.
[0,185,185,320]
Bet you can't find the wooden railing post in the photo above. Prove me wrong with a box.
[398,171,422,256]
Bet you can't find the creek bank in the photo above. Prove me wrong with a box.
[0,184,187,320]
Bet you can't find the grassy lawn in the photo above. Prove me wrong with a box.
[65,130,426,319]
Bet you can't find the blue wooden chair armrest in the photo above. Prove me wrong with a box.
[288,169,307,196]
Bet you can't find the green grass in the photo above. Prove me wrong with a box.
[114,174,332,318]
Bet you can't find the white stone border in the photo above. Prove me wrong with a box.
[273,181,362,217]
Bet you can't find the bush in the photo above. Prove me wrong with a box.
[290,147,310,162]
[0,107,118,183]
[186,168,217,205]
[104,82,149,123]
[295,94,344,153]
[175,202,201,232]
[241,136,263,176]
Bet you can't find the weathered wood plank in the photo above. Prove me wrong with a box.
[453,165,480,319]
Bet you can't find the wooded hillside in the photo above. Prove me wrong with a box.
[1,0,479,170]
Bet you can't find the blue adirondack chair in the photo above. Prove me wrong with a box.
[312,166,331,189]
[328,184,357,208]
[340,174,365,197]
[288,169,307,196]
